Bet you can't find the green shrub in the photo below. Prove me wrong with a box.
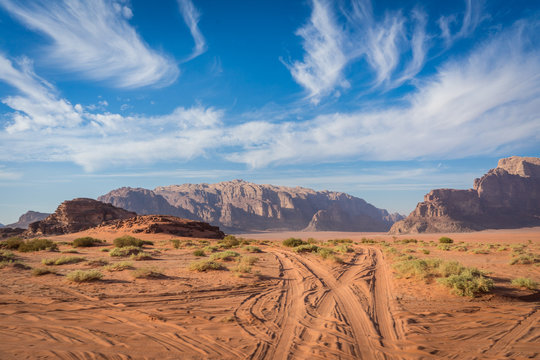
[238,255,258,265]
[293,244,319,253]
[511,277,538,290]
[421,249,430,255]
[360,238,377,244]
[394,258,442,279]
[189,260,224,272]
[193,249,206,257]
[242,245,262,253]
[453,245,468,252]
[109,246,142,257]
[31,267,56,276]
[317,248,343,263]
[86,259,109,266]
[203,245,219,253]
[170,239,181,249]
[509,253,540,265]
[437,261,467,277]
[42,256,86,266]
[131,267,162,279]
[218,235,240,248]
[334,244,353,253]
[18,238,58,252]
[437,270,493,297]
[103,261,133,272]
[399,238,418,244]
[282,238,305,247]
[130,252,153,261]
[307,238,319,244]
[327,239,353,245]
[471,248,490,254]
[113,236,152,248]
[66,270,103,282]
[438,244,451,251]
[210,250,240,261]
[72,237,103,248]
[0,250,15,261]
[232,263,252,274]
[439,237,454,244]
[61,249,79,254]
[1,237,24,250]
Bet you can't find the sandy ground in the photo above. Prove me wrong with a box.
[0,228,538,359]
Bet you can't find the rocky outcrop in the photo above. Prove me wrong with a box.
[99,180,402,232]
[390,156,540,234]
[0,227,25,239]
[26,198,137,236]
[95,215,225,239]
[6,211,50,229]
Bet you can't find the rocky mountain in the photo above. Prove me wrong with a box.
[99,180,403,232]
[390,156,540,234]
[6,211,50,229]
[26,198,136,236]
[94,215,225,239]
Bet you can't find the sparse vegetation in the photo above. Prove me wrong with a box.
[334,244,353,253]
[0,250,15,262]
[104,261,133,272]
[86,259,109,266]
[242,245,262,253]
[439,237,454,244]
[193,249,206,257]
[317,248,343,263]
[113,236,152,248]
[72,237,104,248]
[421,249,430,255]
[210,250,240,261]
[437,270,494,297]
[109,246,142,257]
[471,248,490,254]
[170,239,181,249]
[294,244,319,253]
[32,267,56,276]
[509,253,540,265]
[12,238,58,252]
[360,238,377,244]
[1,237,24,250]
[203,245,219,253]
[130,252,153,261]
[42,256,86,266]
[511,277,538,290]
[282,238,305,247]
[66,270,103,282]
[218,235,240,248]
[189,260,224,272]
[437,244,451,251]
[131,267,163,279]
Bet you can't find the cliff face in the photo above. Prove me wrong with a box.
[6,211,50,229]
[390,156,540,234]
[99,180,402,232]
[26,198,137,236]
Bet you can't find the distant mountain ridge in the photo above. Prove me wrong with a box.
[99,180,403,232]
[390,156,540,234]
[6,211,50,229]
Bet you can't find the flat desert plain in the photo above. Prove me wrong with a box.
[0,227,539,359]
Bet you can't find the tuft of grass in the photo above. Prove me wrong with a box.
[203,245,219,253]
[86,259,109,266]
[470,248,490,254]
[210,250,240,261]
[438,244,451,251]
[61,249,79,254]
[439,237,454,244]
[509,253,540,265]
[193,249,206,257]
[113,236,152,248]
[399,238,418,244]
[170,239,181,249]
[103,261,133,272]
[360,237,377,244]
[130,252,153,261]
[239,255,258,266]
[66,270,103,282]
[307,238,319,244]
[334,244,353,253]
[131,267,163,279]
[317,247,343,263]
[293,244,319,253]
[0,250,15,261]
[218,235,240,249]
[511,277,538,290]
[42,256,86,266]
[282,238,305,247]
[421,249,430,255]
[109,246,142,257]
[437,270,493,297]
[453,245,468,252]
[18,238,58,252]
[189,260,224,272]
[72,237,103,248]
[32,267,56,276]
[242,245,262,253]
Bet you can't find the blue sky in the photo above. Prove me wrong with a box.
[0,0,539,224]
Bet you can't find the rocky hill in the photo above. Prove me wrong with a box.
[95,215,225,239]
[26,198,137,236]
[6,211,50,229]
[390,156,540,234]
[99,180,402,232]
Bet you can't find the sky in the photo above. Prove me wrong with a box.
[0,0,539,224]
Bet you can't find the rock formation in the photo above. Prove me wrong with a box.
[0,227,25,239]
[390,156,540,234]
[6,211,50,229]
[26,198,137,236]
[99,180,403,232]
[95,215,225,239]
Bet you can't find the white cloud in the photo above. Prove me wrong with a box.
[178,0,207,61]
[439,0,483,45]
[0,166,21,180]
[0,0,179,88]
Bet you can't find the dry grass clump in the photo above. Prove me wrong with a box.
[73,237,104,248]
[334,244,353,253]
[42,256,86,266]
[470,248,490,254]
[360,238,377,244]
[439,237,454,244]
[293,244,319,253]
[103,261,133,272]
[0,250,15,262]
[109,246,142,257]
[86,259,109,266]
[130,252,153,261]
[193,249,206,257]
[32,267,57,276]
[2,238,58,252]
[509,253,540,265]
[282,238,305,247]
[189,260,224,272]
[218,235,241,249]
[231,255,259,274]
[511,277,538,290]
[113,236,152,248]
[210,250,240,261]
[317,248,343,263]
[242,245,262,253]
[438,244,451,251]
[203,245,219,253]
[131,267,163,279]
[66,270,103,282]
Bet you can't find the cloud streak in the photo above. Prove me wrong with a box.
[0,0,179,88]
[178,0,207,61]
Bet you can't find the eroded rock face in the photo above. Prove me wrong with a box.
[96,215,225,239]
[0,227,25,239]
[6,211,50,229]
[26,198,137,236]
[99,180,402,232]
[390,156,540,234]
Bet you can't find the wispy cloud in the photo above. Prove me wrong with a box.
[178,0,207,61]
[0,166,21,180]
[438,0,483,46]
[0,0,179,88]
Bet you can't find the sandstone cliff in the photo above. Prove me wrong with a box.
[26,198,137,236]
[99,180,402,232]
[390,156,540,234]
[6,211,50,229]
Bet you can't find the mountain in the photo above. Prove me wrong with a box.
[390,156,540,234]
[0,223,4,228]
[26,198,137,236]
[6,211,50,229]
[99,180,403,232]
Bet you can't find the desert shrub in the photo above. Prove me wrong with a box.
[0,250,15,262]
[131,267,162,279]
[232,262,252,274]
[66,270,103,282]
[437,244,451,251]
[404,248,416,253]
[104,261,133,272]
[239,255,258,265]
[399,238,418,244]
[31,267,56,276]
[86,259,109,266]
[383,247,400,256]
[242,245,262,253]
[421,249,430,255]
[439,237,454,244]
[327,239,352,245]
[511,277,538,290]
[1,237,24,250]
[18,238,57,252]
[317,248,343,263]
[193,249,206,257]
[453,245,468,252]
[394,258,442,280]
[109,246,142,257]
[42,256,86,266]
[293,244,319,253]
[72,237,103,248]
[307,237,319,244]
[61,249,78,253]
[101,248,109,252]
[189,260,224,272]
[170,239,181,249]
[203,245,219,253]
[130,252,153,261]
[497,246,508,252]
[437,261,467,277]
[282,238,305,247]
[334,244,353,253]
[218,235,240,248]
[509,253,540,265]
[113,236,152,248]
[361,238,377,244]
[471,248,490,254]
[437,270,493,297]
[210,250,240,261]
